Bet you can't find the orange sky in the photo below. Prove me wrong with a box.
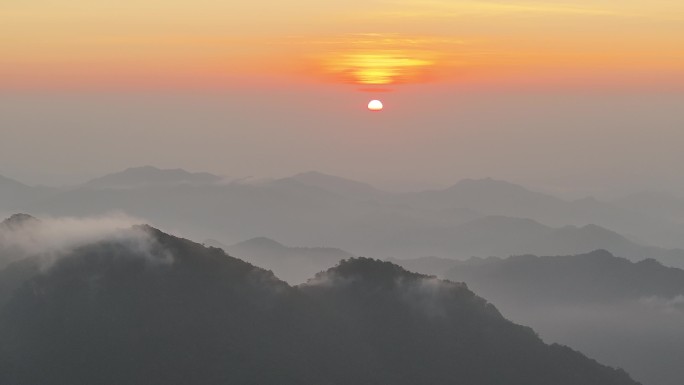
[2,0,683,89]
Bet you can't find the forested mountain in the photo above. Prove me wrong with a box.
[393,250,684,385]
[0,220,640,385]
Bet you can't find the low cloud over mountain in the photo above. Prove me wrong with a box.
[0,217,640,385]
[6,169,683,267]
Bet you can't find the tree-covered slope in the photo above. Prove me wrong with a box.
[0,223,641,385]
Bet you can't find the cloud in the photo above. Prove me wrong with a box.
[0,213,168,269]
[639,295,684,315]
[303,269,356,288]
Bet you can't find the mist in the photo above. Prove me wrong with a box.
[0,213,159,269]
[399,251,684,385]
[499,299,684,385]
[3,0,683,383]
[2,88,684,198]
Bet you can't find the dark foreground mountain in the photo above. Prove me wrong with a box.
[0,222,639,385]
[300,259,638,385]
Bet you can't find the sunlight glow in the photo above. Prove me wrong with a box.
[323,52,434,85]
[2,0,683,89]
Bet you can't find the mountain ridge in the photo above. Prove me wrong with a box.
[288,171,389,201]
[225,236,356,284]
[83,166,223,189]
[0,220,641,385]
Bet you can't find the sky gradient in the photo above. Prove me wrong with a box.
[1,1,683,197]
[3,0,684,89]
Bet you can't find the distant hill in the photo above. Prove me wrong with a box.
[394,178,684,250]
[526,223,684,268]
[388,255,465,277]
[394,250,684,385]
[13,169,684,258]
[614,191,684,224]
[221,236,356,284]
[0,175,54,213]
[84,166,223,189]
[288,171,389,201]
[443,250,684,305]
[389,216,684,268]
[0,175,30,194]
[22,173,684,265]
[0,223,640,385]
[396,177,564,214]
[23,174,480,256]
[397,250,684,385]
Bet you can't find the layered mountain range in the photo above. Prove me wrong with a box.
[0,215,640,385]
[2,167,683,268]
[392,251,684,385]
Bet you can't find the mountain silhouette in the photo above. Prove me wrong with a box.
[289,171,389,201]
[0,175,54,213]
[0,222,640,385]
[223,236,356,283]
[84,166,223,189]
[389,216,684,267]
[396,177,563,214]
[614,191,684,224]
[0,175,30,193]
[0,213,40,230]
[12,169,684,261]
[301,258,639,385]
[442,249,684,305]
[395,177,684,250]
[393,250,684,385]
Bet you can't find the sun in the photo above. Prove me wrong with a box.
[368,100,383,111]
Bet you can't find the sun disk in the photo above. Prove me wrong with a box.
[368,100,383,111]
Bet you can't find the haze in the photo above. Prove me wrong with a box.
[2,1,684,385]
[2,88,683,197]
[3,0,684,196]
